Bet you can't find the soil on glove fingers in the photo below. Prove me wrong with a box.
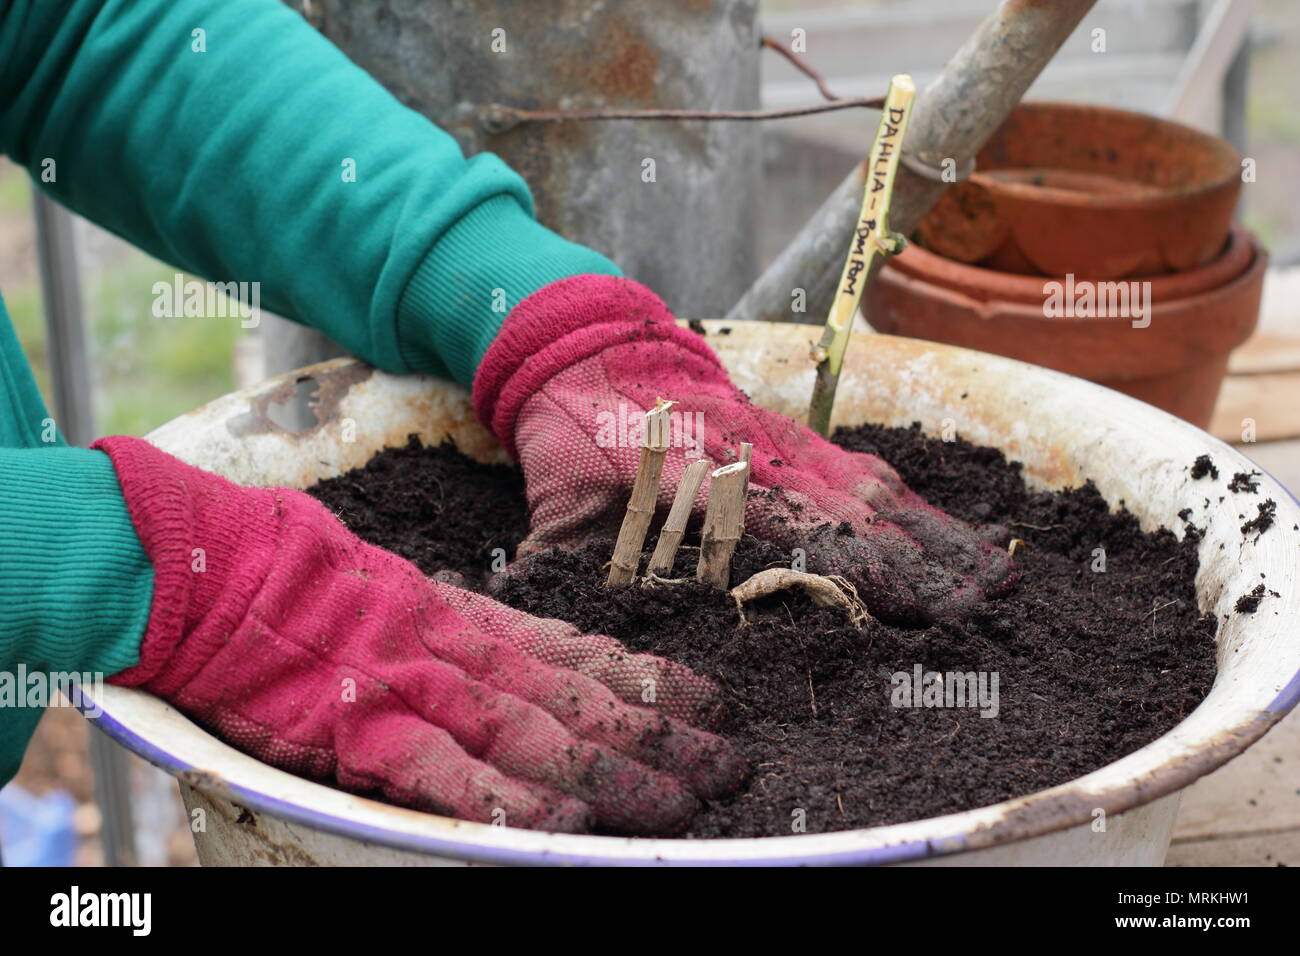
[308,424,1218,839]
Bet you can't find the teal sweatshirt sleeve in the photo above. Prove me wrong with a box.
[2,0,621,784]
[0,298,151,785]
[0,0,620,388]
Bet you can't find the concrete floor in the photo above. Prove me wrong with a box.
[1167,313,1300,867]
[1169,706,1299,866]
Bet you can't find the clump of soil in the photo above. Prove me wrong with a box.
[1235,584,1268,614]
[1176,507,1206,543]
[308,426,1218,839]
[1190,454,1219,480]
[1241,499,1278,539]
[1228,471,1261,493]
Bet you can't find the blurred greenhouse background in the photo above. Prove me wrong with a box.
[0,174,245,438]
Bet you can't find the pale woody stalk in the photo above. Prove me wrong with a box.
[606,399,675,586]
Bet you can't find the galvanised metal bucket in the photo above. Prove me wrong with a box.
[80,324,1300,866]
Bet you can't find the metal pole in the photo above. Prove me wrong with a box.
[267,0,761,375]
[726,0,1099,325]
[1219,32,1251,155]
[1165,0,1256,133]
[32,194,94,442]
[32,190,138,868]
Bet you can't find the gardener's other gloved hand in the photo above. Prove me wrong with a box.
[92,436,744,834]
[473,276,1016,624]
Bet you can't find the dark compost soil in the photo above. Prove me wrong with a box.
[308,425,1219,839]
[309,436,529,591]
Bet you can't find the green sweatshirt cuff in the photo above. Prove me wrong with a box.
[0,447,152,785]
[395,193,622,388]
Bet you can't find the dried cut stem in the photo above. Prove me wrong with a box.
[606,399,675,586]
[738,442,753,533]
[743,444,754,509]
[697,461,749,588]
[646,458,711,578]
[730,568,872,628]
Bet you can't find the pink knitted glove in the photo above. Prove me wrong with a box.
[474,275,1016,623]
[92,436,743,835]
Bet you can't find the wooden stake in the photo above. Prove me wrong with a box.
[606,399,675,586]
[697,461,749,588]
[646,458,711,578]
[808,74,915,437]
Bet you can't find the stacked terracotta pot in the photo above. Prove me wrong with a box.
[869,103,1266,428]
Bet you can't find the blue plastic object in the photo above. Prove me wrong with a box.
[0,783,77,867]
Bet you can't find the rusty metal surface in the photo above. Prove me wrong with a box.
[147,358,508,493]
[285,0,761,319]
[83,324,1300,865]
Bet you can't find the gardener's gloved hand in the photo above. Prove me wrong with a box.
[473,275,1016,624]
[91,436,744,834]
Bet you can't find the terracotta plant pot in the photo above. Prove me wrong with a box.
[868,226,1267,429]
[917,102,1242,279]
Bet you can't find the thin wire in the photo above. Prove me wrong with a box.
[760,35,840,102]
[481,97,885,132]
[478,39,882,132]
